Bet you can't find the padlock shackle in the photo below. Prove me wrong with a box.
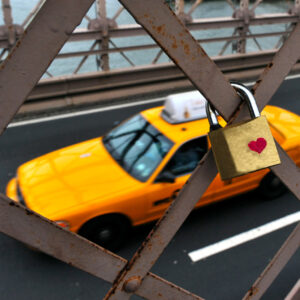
[206,83,260,131]
[231,83,260,119]
[205,102,221,131]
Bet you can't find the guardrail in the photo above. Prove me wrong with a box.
[1,0,300,114]
[19,50,300,114]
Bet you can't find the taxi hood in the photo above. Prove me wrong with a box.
[17,138,140,218]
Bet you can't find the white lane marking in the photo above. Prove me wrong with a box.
[8,97,165,128]
[8,73,300,128]
[188,211,300,262]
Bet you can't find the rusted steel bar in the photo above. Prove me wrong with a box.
[293,0,300,16]
[0,2,298,300]
[251,0,263,13]
[97,0,107,30]
[45,70,53,78]
[275,23,294,49]
[0,193,126,283]
[187,0,203,17]
[66,14,299,43]
[74,40,98,74]
[112,7,124,22]
[269,145,300,200]
[235,22,300,199]
[251,23,300,113]
[56,30,290,61]
[0,0,95,135]
[248,28,262,51]
[243,222,300,300]
[21,0,45,28]
[219,28,238,56]
[104,151,218,300]
[240,0,249,10]
[175,0,185,15]
[109,39,135,66]
[104,1,300,298]
[192,13,297,28]
[84,15,92,22]
[1,0,15,45]
[0,48,7,60]
[236,0,249,54]
[26,50,282,102]
[97,0,110,71]
[0,13,297,49]
[119,0,240,122]
[55,30,291,60]
[139,273,204,300]
[226,0,236,11]
[0,193,203,300]
[285,279,300,300]
[152,49,163,64]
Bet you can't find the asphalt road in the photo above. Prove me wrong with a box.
[0,78,299,300]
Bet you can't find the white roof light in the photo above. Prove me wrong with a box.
[162,91,208,124]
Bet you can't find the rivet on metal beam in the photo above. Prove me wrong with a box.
[123,276,142,293]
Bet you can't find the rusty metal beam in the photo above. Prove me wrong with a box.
[0,193,204,300]
[96,0,110,71]
[243,222,300,300]
[0,13,298,49]
[26,50,280,102]
[251,0,263,13]
[118,0,240,123]
[21,0,45,28]
[54,31,291,60]
[0,2,299,300]
[285,279,300,300]
[0,194,125,283]
[235,22,300,199]
[104,151,218,300]
[0,0,95,135]
[69,14,299,41]
[103,1,300,299]
[1,0,15,45]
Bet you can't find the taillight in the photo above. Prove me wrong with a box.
[55,220,70,230]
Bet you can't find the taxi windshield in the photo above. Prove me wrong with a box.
[103,114,173,182]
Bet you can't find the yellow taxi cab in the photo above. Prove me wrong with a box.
[6,91,300,249]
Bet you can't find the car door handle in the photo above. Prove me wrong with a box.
[153,189,181,206]
[153,197,172,206]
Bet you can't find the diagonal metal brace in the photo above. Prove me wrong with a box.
[0,0,96,135]
[0,193,204,300]
[104,1,300,299]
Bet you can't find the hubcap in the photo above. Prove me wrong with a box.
[98,228,113,240]
[270,177,281,188]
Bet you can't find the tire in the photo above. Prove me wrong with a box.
[78,215,131,250]
[258,172,287,199]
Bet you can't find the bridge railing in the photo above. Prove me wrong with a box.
[0,0,300,77]
[0,1,299,299]
[2,0,300,114]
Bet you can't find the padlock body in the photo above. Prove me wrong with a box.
[208,115,281,180]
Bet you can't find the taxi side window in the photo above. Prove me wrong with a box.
[163,136,208,176]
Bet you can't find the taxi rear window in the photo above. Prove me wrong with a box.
[103,114,174,182]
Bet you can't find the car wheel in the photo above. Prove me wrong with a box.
[258,172,287,199]
[78,215,131,250]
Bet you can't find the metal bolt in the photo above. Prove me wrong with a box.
[123,276,142,293]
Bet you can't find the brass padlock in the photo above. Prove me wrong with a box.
[206,83,281,180]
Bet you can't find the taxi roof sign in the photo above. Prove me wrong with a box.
[161,90,208,124]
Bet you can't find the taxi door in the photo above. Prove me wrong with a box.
[145,174,189,222]
[145,136,209,221]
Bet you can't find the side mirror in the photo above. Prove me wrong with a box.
[155,171,176,183]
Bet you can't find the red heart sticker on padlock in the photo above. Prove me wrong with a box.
[248,138,267,154]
